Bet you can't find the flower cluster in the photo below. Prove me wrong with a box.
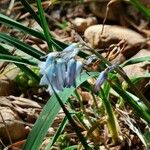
[38,43,82,94]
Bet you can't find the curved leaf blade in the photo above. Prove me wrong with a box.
[121,56,150,67]
[0,45,40,82]
[0,13,67,50]
[0,54,37,66]
[23,72,99,150]
[0,33,45,59]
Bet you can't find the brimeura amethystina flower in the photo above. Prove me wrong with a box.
[38,43,82,94]
[94,64,117,93]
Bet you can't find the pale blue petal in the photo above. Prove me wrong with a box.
[75,61,82,77]
[38,62,46,75]
[94,71,107,93]
[38,52,57,75]
[40,62,55,86]
[39,74,49,85]
[51,72,63,92]
[63,43,78,52]
[44,52,57,69]
[55,59,66,88]
[65,58,76,87]
[63,48,79,61]
[39,43,82,93]
[85,55,97,65]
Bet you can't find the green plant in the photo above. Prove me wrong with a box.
[129,0,150,19]
[0,0,150,149]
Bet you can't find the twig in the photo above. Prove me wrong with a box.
[0,112,12,145]
[6,0,15,15]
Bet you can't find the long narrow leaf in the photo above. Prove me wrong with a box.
[63,145,78,150]
[0,45,40,82]
[129,0,150,19]
[0,54,37,66]
[23,72,99,150]
[0,13,67,50]
[52,87,90,149]
[36,0,53,51]
[110,81,150,124]
[45,117,68,150]
[20,0,41,25]
[100,82,120,144]
[0,13,44,40]
[121,56,150,67]
[0,33,45,59]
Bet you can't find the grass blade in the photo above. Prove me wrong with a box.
[121,56,150,67]
[0,33,45,60]
[109,81,150,124]
[20,0,41,25]
[0,13,67,50]
[36,0,65,51]
[0,13,44,40]
[99,83,121,144]
[52,87,90,149]
[0,45,40,82]
[23,72,98,150]
[129,0,150,19]
[45,117,68,150]
[36,0,53,51]
[0,54,37,66]
[63,145,78,150]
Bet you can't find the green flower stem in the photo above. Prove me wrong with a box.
[99,88,121,144]
[52,88,90,150]
[74,90,101,144]
[91,92,99,112]
[110,81,150,124]
[86,46,150,110]
[74,89,93,125]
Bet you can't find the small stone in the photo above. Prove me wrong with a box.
[73,17,97,33]
[80,91,92,103]
[84,25,145,49]
[84,25,146,58]
[0,107,27,144]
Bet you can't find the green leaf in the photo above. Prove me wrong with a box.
[121,56,150,67]
[100,80,120,144]
[23,72,98,150]
[0,13,44,40]
[0,13,67,50]
[129,0,150,19]
[36,0,66,51]
[51,86,90,149]
[36,0,53,51]
[0,33,45,59]
[45,117,68,150]
[63,145,78,150]
[0,45,40,82]
[20,0,41,25]
[0,54,37,66]
[110,81,150,124]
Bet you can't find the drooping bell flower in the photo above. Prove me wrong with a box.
[38,43,82,94]
[94,64,117,93]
